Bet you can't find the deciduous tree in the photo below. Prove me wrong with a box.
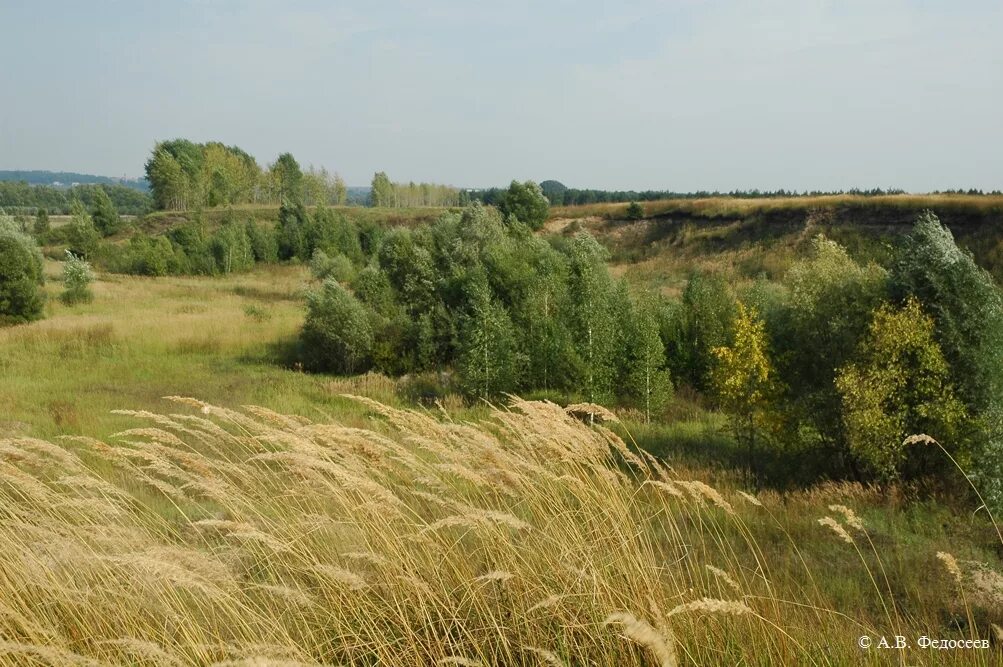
[711,302,774,480]
[836,297,965,480]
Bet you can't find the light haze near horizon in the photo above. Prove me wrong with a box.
[1,0,1001,192]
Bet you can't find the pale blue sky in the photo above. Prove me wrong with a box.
[1,0,1001,191]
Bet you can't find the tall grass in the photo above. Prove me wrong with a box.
[0,397,999,665]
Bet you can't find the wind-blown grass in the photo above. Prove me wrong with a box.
[0,397,1000,665]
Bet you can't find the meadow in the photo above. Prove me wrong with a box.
[3,197,1003,665]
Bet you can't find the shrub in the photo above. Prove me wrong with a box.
[243,303,271,322]
[310,249,355,282]
[91,186,123,236]
[245,220,279,263]
[301,279,374,374]
[625,201,644,220]
[498,180,549,230]
[61,250,95,305]
[277,200,310,260]
[33,208,50,238]
[169,219,216,274]
[0,212,45,324]
[211,222,254,274]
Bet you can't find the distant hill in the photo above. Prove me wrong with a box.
[346,186,370,206]
[0,170,149,192]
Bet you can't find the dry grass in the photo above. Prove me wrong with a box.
[550,194,1003,221]
[0,397,999,665]
[0,262,395,440]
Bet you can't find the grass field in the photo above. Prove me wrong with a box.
[0,261,413,441]
[1,367,1000,664]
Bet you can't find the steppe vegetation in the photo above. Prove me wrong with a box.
[4,141,1003,663]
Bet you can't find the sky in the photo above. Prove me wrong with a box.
[1,0,1001,191]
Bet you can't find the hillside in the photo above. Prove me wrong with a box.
[547,195,1003,291]
[0,169,149,191]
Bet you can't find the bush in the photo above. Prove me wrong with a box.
[119,235,181,276]
[245,220,279,263]
[0,212,45,324]
[91,186,123,236]
[211,222,254,274]
[625,201,644,220]
[61,250,95,305]
[310,249,355,282]
[498,180,549,231]
[33,208,50,238]
[66,201,100,260]
[301,279,374,374]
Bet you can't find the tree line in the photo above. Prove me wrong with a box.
[370,172,462,208]
[685,212,1003,505]
[145,140,351,211]
[0,181,152,215]
[466,181,919,207]
[145,140,470,212]
[300,202,670,417]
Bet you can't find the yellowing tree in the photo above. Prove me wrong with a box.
[836,297,965,481]
[710,302,774,480]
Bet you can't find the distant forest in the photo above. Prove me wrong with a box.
[467,180,1003,207]
[0,180,153,215]
[0,170,149,191]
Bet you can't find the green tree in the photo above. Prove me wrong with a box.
[90,186,122,236]
[0,212,45,324]
[628,296,672,422]
[666,272,736,390]
[498,180,549,230]
[625,201,644,220]
[245,220,279,263]
[710,302,774,480]
[302,279,374,374]
[271,153,304,204]
[889,211,1003,500]
[276,201,310,260]
[333,173,347,205]
[211,222,254,274]
[145,139,204,210]
[457,282,522,399]
[371,172,394,207]
[776,235,888,463]
[310,249,355,283]
[836,297,965,481]
[301,166,328,206]
[145,145,187,210]
[33,208,49,238]
[66,200,100,259]
[567,233,617,402]
[519,263,576,393]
